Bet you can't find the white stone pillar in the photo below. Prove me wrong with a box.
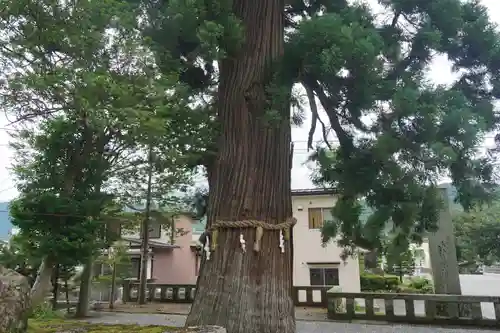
[427,187,461,295]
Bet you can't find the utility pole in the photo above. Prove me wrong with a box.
[138,144,154,304]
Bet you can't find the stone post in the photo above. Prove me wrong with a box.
[427,186,473,317]
[427,187,461,295]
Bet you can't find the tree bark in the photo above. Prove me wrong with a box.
[75,256,93,318]
[109,262,117,309]
[51,264,60,310]
[185,0,295,332]
[64,277,70,313]
[138,144,154,304]
[30,256,55,309]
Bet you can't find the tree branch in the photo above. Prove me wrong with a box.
[304,84,331,150]
[303,76,354,154]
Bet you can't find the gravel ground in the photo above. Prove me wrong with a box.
[86,312,498,333]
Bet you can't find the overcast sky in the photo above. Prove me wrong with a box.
[0,0,499,201]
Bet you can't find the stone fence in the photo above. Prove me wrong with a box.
[327,291,500,328]
[121,282,500,328]
[122,281,330,307]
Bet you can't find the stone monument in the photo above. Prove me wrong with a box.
[0,265,31,333]
[427,186,472,317]
[427,186,462,295]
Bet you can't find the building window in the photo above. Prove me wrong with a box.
[130,257,141,280]
[308,207,334,229]
[106,220,122,242]
[309,267,339,286]
[129,256,154,280]
[92,263,102,278]
[140,221,161,239]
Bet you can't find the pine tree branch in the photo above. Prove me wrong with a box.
[303,75,354,154]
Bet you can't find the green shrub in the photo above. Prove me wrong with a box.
[401,277,434,294]
[360,273,400,291]
[30,302,65,320]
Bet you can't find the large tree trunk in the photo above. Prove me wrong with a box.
[75,257,93,318]
[185,0,295,332]
[30,256,55,308]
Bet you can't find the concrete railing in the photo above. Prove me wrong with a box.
[327,291,500,327]
[122,281,329,307]
[123,282,197,303]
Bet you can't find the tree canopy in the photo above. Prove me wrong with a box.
[0,0,201,314]
[454,199,500,270]
[302,0,500,254]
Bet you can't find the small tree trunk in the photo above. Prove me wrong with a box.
[185,0,295,331]
[75,257,93,318]
[138,145,153,304]
[64,277,70,313]
[109,263,117,309]
[51,264,60,310]
[30,256,54,309]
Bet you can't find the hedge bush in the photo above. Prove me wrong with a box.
[360,273,400,291]
[400,277,434,294]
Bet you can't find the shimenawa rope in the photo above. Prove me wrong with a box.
[207,217,297,252]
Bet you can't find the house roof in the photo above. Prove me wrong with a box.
[122,237,180,249]
[291,188,336,196]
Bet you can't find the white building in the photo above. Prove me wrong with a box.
[292,189,361,292]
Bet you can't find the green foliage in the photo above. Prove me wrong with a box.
[400,277,434,294]
[9,118,114,263]
[1,0,199,272]
[384,239,416,278]
[303,0,500,256]
[93,243,132,286]
[0,234,41,285]
[30,302,65,320]
[454,199,500,269]
[360,273,400,292]
[360,272,433,293]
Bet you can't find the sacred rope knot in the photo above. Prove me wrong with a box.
[209,217,297,230]
[206,217,297,253]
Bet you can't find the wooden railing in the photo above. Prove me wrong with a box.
[327,291,500,327]
[122,282,329,307]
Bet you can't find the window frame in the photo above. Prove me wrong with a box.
[308,207,334,229]
[130,257,141,280]
[308,266,340,286]
[140,220,162,239]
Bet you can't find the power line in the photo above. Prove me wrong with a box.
[0,126,497,153]
[0,185,16,194]
[0,209,140,223]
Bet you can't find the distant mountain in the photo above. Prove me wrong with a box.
[0,202,12,241]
